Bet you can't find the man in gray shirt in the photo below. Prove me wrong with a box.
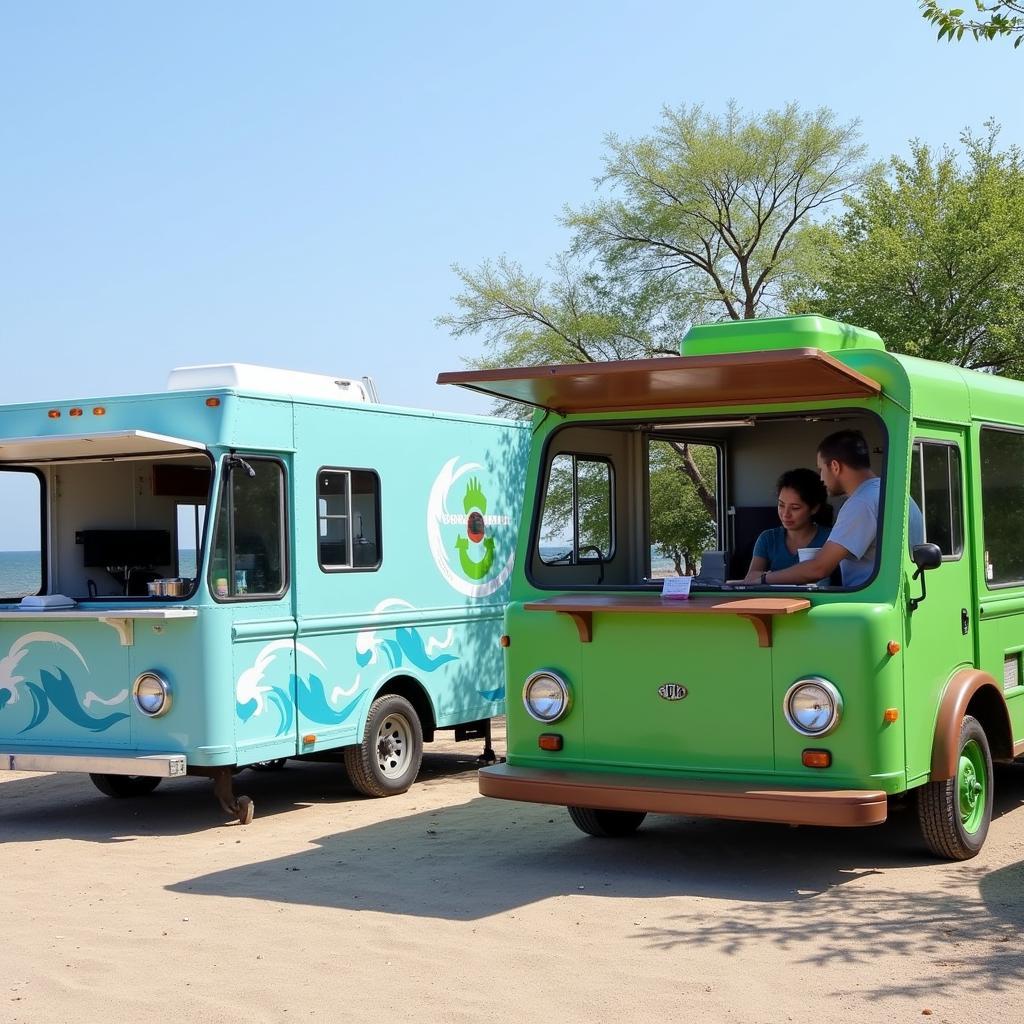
[755,429,922,588]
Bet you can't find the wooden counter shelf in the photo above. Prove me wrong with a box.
[522,593,811,648]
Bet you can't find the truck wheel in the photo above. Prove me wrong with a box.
[344,694,423,797]
[917,714,993,860]
[89,773,162,798]
[568,806,647,837]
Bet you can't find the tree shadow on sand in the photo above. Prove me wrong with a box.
[168,764,1024,958]
[639,764,1024,1000]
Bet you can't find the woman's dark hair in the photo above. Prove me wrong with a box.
[776,468,831,526]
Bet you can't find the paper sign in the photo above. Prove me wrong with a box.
[661,575,692,599]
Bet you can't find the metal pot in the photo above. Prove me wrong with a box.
[162,578,189,597]
[147,580,166,597]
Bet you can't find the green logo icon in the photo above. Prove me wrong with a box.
[454,477,495,580]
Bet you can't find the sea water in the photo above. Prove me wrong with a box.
[0,550,198,599]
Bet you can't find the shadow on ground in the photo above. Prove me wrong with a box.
[0,746,484,842]
[166,765,1024,918]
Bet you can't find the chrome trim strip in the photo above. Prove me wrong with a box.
[0,752,186,777]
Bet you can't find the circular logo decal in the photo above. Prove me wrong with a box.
[428,457,515,598]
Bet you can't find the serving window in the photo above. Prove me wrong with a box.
[528,411,888,592]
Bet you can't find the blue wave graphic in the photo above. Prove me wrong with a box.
[237,697,258,722]
[478,686,505,701]
[19,669,128,734]
[268,684,294,737]
[296,674,365,725]
[0,688,12,712]
[395,628,457,672]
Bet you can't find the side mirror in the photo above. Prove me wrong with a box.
[909,543,942,612]
[912,543,942,572]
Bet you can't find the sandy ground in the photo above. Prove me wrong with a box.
[2,723,1024,1024]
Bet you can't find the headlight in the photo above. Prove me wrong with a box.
[783,677,841,736]
[133,671,171,718]
[523,671,571,723]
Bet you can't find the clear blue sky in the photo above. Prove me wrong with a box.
[1,1,1021,417]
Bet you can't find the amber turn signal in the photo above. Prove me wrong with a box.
[499,634,511,648]
[883,708,900,723]
[887,641,901,656]
[69,407,83,417]
[538,733,563,751]
[92,406,106,416]
[802,749,831,769]
[47,409,60,419]
[205,397,221,407]
[302,734,316,745]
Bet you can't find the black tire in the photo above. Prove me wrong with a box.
[568,806,647,837]
[249,758,288,772]
[344,694,424,797]
[89,773,162,798]
[917,714,993,860]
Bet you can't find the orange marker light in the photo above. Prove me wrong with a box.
[538,733,563,751]
[92,406,106,416]
[47,409,60,419]
[883,708,900,724]
[887,641,901,656]
[802,749,832,769]
[69,407,83,417]
[205,397,221,408]
[302,734,316,745]
[499,634,511,648]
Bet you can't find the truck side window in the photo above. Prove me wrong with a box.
[210,457,287,599]
[0,468,44,600]
[318,468,382,571]
[909,441,963,558]
[980,428,1024,585]
[539,454,613,564]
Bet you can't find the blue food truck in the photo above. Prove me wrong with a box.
[0,364,527,822]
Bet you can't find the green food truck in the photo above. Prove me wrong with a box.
[440,315,1024,860]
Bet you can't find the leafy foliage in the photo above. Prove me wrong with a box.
[648,441,718,576]
[566,102,867,322]
[438,102,867,414]
[788,123,1024,374]
[920,2,1024,47]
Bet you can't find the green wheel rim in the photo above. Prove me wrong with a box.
[957,739,987,835]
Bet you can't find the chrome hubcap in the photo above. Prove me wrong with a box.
[375,713,413,779]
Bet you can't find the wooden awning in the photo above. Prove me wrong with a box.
[438,348,881,414]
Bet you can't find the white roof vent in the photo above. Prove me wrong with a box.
[167,363,377,403]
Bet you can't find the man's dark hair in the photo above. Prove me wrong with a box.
[817,429,871,470]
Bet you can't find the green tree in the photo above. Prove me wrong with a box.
[649,441,718,576]
[566,101,867,322]
[788,124,1024,374]
[920,2,1024,47]
[438,102,867,390]
[441,102,865,566]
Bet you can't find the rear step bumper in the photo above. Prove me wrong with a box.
[479,762,888,827]
[1,750,187,778]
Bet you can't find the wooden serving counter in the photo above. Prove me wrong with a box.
[522,593,810,648]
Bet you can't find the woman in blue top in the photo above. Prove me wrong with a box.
[742,468,831,581]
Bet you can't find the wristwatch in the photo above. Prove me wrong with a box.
[760,571,769,585]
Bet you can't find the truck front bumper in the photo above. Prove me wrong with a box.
[1,749,187,778]
[479,762,888,827]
